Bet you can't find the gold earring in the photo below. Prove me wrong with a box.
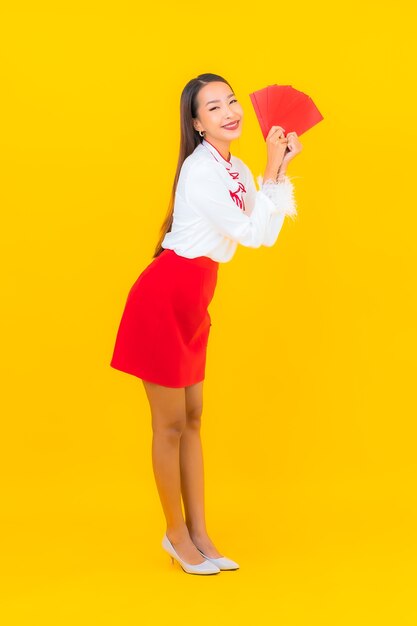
[199,130,205,137]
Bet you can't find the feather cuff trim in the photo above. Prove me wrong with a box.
[256,174,298,219]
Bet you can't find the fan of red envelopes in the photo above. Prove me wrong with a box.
[249,84,324,140]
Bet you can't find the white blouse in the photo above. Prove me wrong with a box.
[161,138,297,263]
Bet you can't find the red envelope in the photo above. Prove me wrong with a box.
[249,84,324,140]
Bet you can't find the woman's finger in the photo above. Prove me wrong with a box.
[269,125,286,136]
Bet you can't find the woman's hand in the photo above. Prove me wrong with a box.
[265,125,288,168]
[263,126,288,181]
[280,131,303,169]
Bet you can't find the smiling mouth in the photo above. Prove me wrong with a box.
[222,120,240,130]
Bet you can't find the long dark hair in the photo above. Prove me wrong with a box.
[152,73,234,259]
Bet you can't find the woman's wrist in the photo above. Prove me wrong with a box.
[277,164,287,180]
[263,163,289,184]
[263,167,278,181]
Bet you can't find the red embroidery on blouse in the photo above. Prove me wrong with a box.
[202,139,247,212]
[229,180,246,210]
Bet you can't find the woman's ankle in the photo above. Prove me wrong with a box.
[186,524,208,540]
[166,522,190,543]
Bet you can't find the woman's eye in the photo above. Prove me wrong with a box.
[209,99,238,111]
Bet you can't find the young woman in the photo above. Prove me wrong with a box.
[110,73,302,575]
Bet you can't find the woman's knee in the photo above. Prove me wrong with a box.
[152,412,187,437]
[185,404,203,430]
[184,381,204,430]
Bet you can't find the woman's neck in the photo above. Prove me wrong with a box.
[203,137,231,162]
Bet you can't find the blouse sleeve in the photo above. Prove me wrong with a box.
[185,160,281,248]
[243,166,297,247]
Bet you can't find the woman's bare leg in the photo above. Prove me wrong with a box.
[181,380,223,558]
[141,378,206,565]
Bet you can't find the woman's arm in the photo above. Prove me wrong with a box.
[185,160,284,248]
[243,165,297,247]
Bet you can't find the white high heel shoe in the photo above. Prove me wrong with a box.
[162,534,220,575]
[195,546,240,571]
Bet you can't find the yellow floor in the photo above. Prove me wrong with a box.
[1,471,415,626]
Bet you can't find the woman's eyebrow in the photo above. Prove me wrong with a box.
[205,93,235,106]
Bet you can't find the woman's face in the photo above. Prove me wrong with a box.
[193,81,243,144]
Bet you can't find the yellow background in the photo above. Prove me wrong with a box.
[1,1,416,624]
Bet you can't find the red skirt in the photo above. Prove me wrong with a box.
[110,248,219,388]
